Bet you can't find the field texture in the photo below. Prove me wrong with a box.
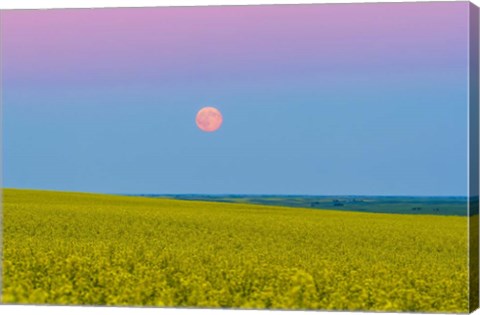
[2,189,469,312]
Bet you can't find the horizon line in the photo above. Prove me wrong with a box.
[2,187,469,198]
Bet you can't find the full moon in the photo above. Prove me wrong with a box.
[196,107,223,132]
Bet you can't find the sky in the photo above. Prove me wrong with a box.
[1,2,471,195]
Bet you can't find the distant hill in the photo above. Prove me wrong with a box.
[132,194,469,216]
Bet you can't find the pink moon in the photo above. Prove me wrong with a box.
[196,107,223,132]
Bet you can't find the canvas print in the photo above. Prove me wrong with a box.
[0,1,479,313]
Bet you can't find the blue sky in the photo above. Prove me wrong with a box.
[2,3,469,195]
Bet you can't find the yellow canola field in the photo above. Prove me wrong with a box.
[1,189,469,312]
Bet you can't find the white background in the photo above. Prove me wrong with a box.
[0,0,479,315]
